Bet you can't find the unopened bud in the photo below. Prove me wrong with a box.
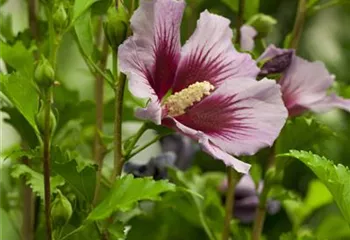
[103,4,128,51]
[34,56,55,88]
[35,101,57,136]
[259,51,293,77]
[53,3,69,33]
[247,14,277,38]
[51,190,72,227]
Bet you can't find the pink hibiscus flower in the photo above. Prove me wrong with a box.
[258,45,350,116]
[118,0,287,173]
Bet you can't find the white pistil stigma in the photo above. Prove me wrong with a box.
[164,81,215,117]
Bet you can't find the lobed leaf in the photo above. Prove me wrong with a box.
[51,147,97,203]
[11,164,65,199]
[87,175,176,220]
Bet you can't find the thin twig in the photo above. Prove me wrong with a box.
[28,0,39,42]
[251,144,276,240]
[93,22,110,205]
[222,168,240,240]
[111,53,127,181]
[43,88,53,240]
[289,0,307,49]
[235,0,245,44]
[127,134,163,160]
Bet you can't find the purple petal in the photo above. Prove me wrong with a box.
[308,94,350,113]
[162,118,251,173]
[135,99,162,124]
[174,78,288,156]
[279,56,340,115]
[240,25,257,52]
[258,46,294,77]
[172,10,259,92]
[257,44,294,62]
[118,0,185,101]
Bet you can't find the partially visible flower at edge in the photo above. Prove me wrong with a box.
[258,45,350,116]
[219,174,280,223]
[118,0,288,174]
[240,25,257,52]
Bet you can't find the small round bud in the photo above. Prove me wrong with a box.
[247,14,277,38]
[51,190,73,227]
[53,3,69,33]
[103,4,128,51]
[34,56,55,88]
[35,101,57,136]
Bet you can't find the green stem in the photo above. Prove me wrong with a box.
[251,145,276,240]
[222,168,240,240]
[235,0,245,44]
[42,7,61,239]
[42,88,53,240]
[124,123,149,158]
[289,0,307,49]
[93,26,110,206]
[127,134,165,160]
[111,53,127,181]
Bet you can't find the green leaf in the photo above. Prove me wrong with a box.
[0,41,34,77]
[107,221,126,240]
[276,116,333,165]
[73,0,98,23]
[221,0,260,19]
[280,150,350,224]
[51,147,97,203]
[74,10,94,58]
[0,208,20,240]
[11,164,65,199]
[87,175,176,220]
[282,180,332,228]
[0,73,39,134]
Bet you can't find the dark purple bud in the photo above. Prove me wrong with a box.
[259,51,293,77]
[160,134,197,170]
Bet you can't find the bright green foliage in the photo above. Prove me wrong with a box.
[0,41,34,77]
[276,117,333,154]
[51,147,97,203]
[281,150,350,224]
[0,73,39,134]
[11,164,65,199]
[74,10,94,58]
[87,174,176,220]
[72,0,98,23]
[282,180,332,228]
[0,208,20,240]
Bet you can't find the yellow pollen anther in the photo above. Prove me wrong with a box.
[164,81,215,117]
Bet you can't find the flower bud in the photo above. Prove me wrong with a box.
[247,14,277,38]
[53,3,69,33]
[35,101,57,136]
[34,56,55,88]
[51,190,73,227]
[259,51,293,77]
[103,4,128,51]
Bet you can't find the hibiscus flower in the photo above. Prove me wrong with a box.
[118,0,287,173]
[258,45,350,116]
